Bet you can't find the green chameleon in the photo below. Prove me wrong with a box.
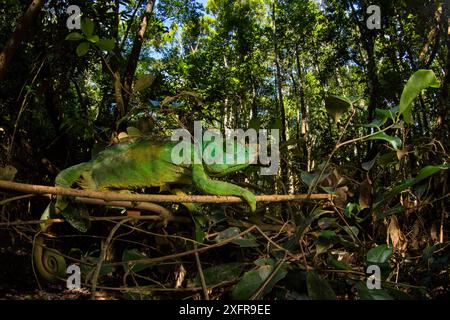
[34,137,258,282]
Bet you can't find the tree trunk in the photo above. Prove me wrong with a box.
[0,0,44,81]
[272,1,288,191]
[122,0,156,113]
[437,2,450,146]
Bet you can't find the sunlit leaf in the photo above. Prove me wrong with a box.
[367,244,393,264]
[366,132,402,150]
[87,35,99,43]
[399,70,440,124]
[65,32,84,41]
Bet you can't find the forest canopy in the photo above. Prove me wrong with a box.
[0,0,449,300]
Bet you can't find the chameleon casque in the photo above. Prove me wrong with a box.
[34,137,258,282]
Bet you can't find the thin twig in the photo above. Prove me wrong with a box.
[90,218,133,299]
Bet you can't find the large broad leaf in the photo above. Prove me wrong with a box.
[414,164,449,183]
[366,132,402,150]
[399,70,440,124]
[367,244,393,264]
[325,95,352,123]
[356,282,393,300]
[306,271,337,300]
[81,18,95,37]
[194,263,245,287]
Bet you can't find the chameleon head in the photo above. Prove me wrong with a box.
[204,140,259,176]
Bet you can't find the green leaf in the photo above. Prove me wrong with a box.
[367,244,393,264]
[325,95,352,123]
[97,38,116,51]
[87,35,99,43]
[231,266,271,299]
[362,118,386,128]
[382,164,449,202]
[214,227,240,242]
[306,271,337,300]
[356,282,393,300]
[65,32,84,41]
[231,261,287,299]
[122,249,151,273]
[231,237,259,247]
[414,164,449,183]
[399,70,440,124]
[81,18,95,37]
[126,126,142,137]
[248,117,261,130]
[194,263,245,287]
[76,42,90,57]
[366,132,402,150]
[328,257,352,270]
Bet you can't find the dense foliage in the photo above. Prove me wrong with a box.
[0,0,449,300]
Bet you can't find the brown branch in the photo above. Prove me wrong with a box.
[0,215,165,228]
[0,180,334,204]
[0,0,44,80]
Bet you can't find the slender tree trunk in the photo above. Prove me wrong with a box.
[122,0,156,113]
[272,1,288,191]
[295,43,309,171]
[0,0,44,81]
[349,2,381,159]
[438,2,450,145]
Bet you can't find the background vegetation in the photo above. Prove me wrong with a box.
[0,0,449,300]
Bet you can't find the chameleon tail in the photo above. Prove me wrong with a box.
[33,204,67,283]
